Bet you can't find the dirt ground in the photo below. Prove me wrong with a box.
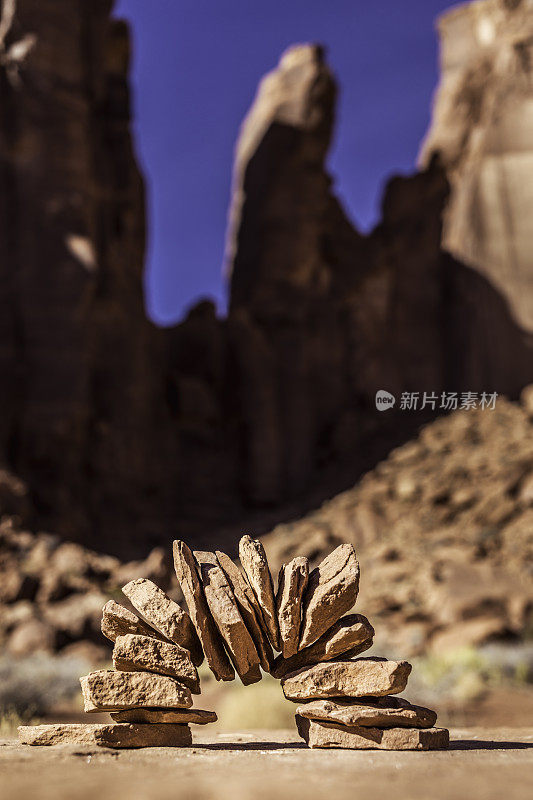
[0,727,531,800]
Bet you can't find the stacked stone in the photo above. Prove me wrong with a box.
[270,544,448,750]
[173,536,448,751]
[19,536,448,750]
[19,578,218,748]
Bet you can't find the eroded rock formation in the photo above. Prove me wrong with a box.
[0,1,532,557]
[420,0,533,333]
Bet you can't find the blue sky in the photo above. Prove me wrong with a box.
[115,0,455,325]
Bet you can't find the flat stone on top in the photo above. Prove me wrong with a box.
[18,723,192,748]
[195,551,261,685]
[112,634,200,692]
[111,708,217,724]
[101,600,166,643]
[299,544,360,649]
[276,557,309,658]
[271,614,374,678]
[80,669,192,712]
[215,550,273,672]
[173,540,235,681]
[239,535,281,650]
[296,717,449,750]
[121,579,202,665]
[282,657,412,701]
[295,696,437,728]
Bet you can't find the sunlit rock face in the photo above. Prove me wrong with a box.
[420,0,533,332]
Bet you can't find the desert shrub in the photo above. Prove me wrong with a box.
[408,643,533,704]
[0,653,86,721]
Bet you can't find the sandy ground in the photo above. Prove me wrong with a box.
[0,727,531,800]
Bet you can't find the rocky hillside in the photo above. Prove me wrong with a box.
[262,389,533,656]
[1,390,532,662]
[0,497,170,661]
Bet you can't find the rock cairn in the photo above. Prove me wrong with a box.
[19,538,448,750]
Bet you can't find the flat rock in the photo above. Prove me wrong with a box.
[173,540,235,681]
[239,535,280,650]
[112,634,200,692]
[101,600,166,643]
[215,550,274,671]
[80,670,192,712]
[276,557,308,658]
[121,579,202,665]
[18,723,192,748]
[295,697,437,728]
[195,551,261,685]
[299,544,360,649]
[282,658,412,701]
[111,708,217,724]
[296,717,449,750]
[271,614,373,678]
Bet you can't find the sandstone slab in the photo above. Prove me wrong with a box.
[121,579,202,665]
[112,634,199,692]
[80,670,192,712]
[101,600,166,643]
[296,717,449,750]
[271,614,373,678]
[216,550,273,671]
[282,658,412,701]
[173,540,235,681]
[299,544,360,649]
[295,696,437,728]
[276,557,308,658]
[18,723,192,748]
[239,535,280,649]
[195,551,261,685]
[111,708,217,724]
